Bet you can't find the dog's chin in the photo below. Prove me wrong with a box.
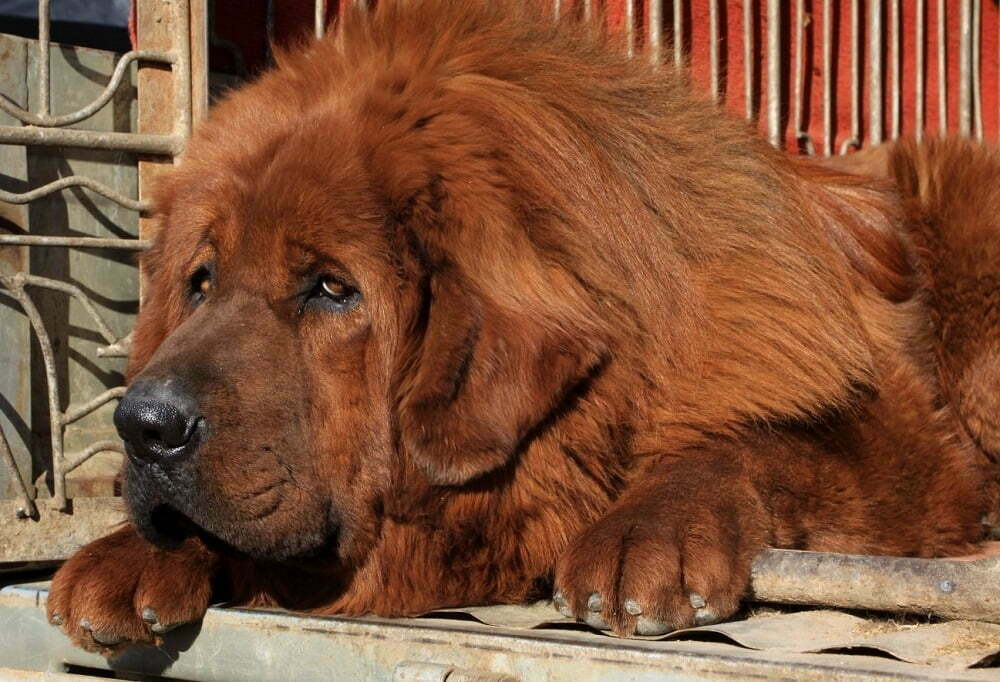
[131,502,340,564]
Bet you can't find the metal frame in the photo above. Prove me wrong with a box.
[3,582,999,681]
[0,0,198,524]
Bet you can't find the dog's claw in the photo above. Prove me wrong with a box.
[693,607,720,626]
[688,592,706,609]
[150,621,181,634]
[635,617,673,636]
[141,606,158,624]
[49,613,62,626]
[583,612,609,630]
[586,592,603,612]
[552,590,573,618]
[91,631,126,646]
[79,618,92,632]
[624,599,643,616]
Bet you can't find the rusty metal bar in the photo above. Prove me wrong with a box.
[0,272,134,512]
[822,0,832,154]
[0,426,37,519]
[0,177,149,213]
[916,0,925,141]
[766,0,781,147]
[37,0,50,117]
[0,126,180,155]
[0,276,66,512]
[793,0,814,154]
[0,235,151,250]
[647,0,662,65]
[174,0,194,140]
[190,0,209,124]
[624,0,635,58]
[96,333,132,359]
[890,0,901,139]
[959,0,973,136]
[939,0,948,132]
[673,0,683,69]
[840,0,862,153]
[745,0,756,121]
[315,0,327,39]
[972,0,983,139]
[868,0,884,145]
[16,274,125,348]
[0,51,175,128]
[63,388,127,427]
[750,547,1000,623]
[63,441,124,474]
[709,0,720,101]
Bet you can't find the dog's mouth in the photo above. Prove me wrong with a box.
[140,501,341,564]
[145,503,232,553]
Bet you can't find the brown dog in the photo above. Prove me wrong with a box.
[48,0,997,653]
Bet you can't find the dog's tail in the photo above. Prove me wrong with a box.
[889,138,1000,531]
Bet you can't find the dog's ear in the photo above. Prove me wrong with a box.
[397,261,604,486]
[368,90,606,485]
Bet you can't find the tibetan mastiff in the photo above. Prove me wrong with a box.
[49,0,998,652]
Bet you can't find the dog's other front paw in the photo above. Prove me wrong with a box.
[47,526,217,655]
[553,487,766,637]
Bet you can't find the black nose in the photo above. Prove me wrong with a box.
[114,379,203,462]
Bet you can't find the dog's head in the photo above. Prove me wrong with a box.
[118,20,609,564]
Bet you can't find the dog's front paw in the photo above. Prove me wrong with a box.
[47,526,217,654]
[553,494,765,637]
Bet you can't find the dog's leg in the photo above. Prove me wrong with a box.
[553,444,769,636]
[47,526,219,654]
[553,409,985,637]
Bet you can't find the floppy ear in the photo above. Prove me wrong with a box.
[366,85,606,485]
[398,264,605,486]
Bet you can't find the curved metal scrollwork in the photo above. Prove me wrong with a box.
[0,0,192,521]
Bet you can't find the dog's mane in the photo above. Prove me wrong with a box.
[151,0,915,447]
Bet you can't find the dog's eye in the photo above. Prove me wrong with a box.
[189,265,212,304]
[310,275,361,312]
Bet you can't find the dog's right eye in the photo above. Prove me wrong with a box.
[303,274,361,314]
[189,265,212,304]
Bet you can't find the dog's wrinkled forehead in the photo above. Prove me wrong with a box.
[163,122,391,293]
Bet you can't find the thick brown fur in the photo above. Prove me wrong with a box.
[49,1,996,654]
[825,138,1000,525]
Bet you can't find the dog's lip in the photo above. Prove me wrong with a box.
[143,501,343,563]
[146,503,213,548]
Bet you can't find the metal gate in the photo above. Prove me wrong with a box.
[0,0,206,563]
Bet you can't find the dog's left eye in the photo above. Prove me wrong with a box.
[189,265,213,305]
[309,275,361,312]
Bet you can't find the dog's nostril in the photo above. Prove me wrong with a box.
[115,379,203,463]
